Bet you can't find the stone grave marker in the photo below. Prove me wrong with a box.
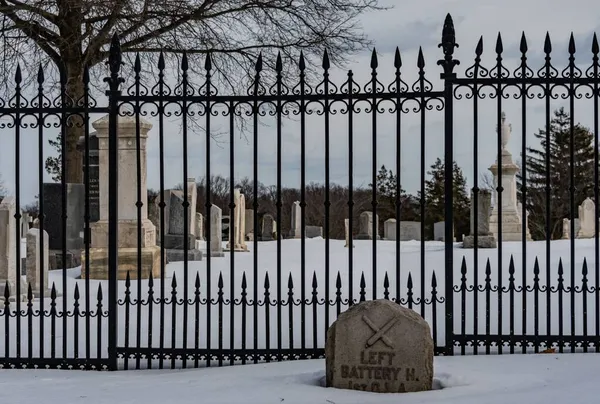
[577,198,595,238]
[42,183,84,269]
[399,221,421,241]
[463,190,496,248]
[356,211,379,240]
[245,209,255,239]
[209,205,224,257]
[26,228,51,297]
[261,214,274,241]
[306,225,323,239]
[325,299,433,393]
[384,219,396,240]
[196,213,204,241]
[289,201,301,238]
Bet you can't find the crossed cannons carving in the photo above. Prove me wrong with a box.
[362,314,399,349]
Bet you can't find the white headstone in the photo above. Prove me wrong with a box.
[357,211,379,240]
[26,228,50,297]
[195,213,204,241]
[0,197,18,298]
[210,205,224,256]
[344,219,354,248]
[187,178,197,237]
[577,198,596,238]
[384,219,396,240]
[399,221,421,241]
[289,201,301,238]
[227,189,248,251]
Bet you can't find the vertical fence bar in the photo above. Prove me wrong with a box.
[14,65,22,360]
[275,53,283,362]
[495,35,504,356]
[394,48,402,306]
[567,36,576,354]
[323,52,331,341]
[157,52,166,370]
[252,55,261,364]
[229,99,235,366]
[107,34,121,370]
[36,65,46,360]
[439,14,458,356]
[370,50,378,300]
[418,48,426,319]
[133,55,143,370]
[519,34,528,355]
[543,34,553,352]
[592,34,600,352]
[83,65,92,363]
[181,52,190,369]
[472,38,482,356]
[300,53,307,353]
[347,69,355,306]
[59,64,68,362]
[205,54,213,368]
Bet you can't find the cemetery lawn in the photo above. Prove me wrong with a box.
[0,353,597,404]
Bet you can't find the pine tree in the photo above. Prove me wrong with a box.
[370,165,419,222]
[518,107,596,240]
[421,158,470,240]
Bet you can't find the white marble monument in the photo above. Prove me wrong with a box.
[83,115,162,280]
[488,112,532,242]
[289,201,301,239]
[26,228,51,297]
[226,189,249,252]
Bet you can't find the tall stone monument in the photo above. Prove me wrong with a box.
[226,189,249,251]
[488,112,532,242]
[82,115,162,280]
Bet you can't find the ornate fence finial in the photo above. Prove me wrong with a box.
[105,34,123,89]
[437,13,460,76]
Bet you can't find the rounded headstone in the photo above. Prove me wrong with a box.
[325,299,433,393]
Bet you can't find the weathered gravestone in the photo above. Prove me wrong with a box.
[463,189,496,248]
[77,132,100,223]
[384,219,396,240]
[0,197,26,301]
[261,214,275,241]
[356,211,379,240]
[399,221,421,241]
[245,209,255,240]
[42,183,84,269]
[289,201,301,238]
[306,225,323,239]
[26,228,52,297]
[326,299,433,393]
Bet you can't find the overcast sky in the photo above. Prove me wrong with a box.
[1,0,600,205]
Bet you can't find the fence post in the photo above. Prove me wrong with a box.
[106,34,122,371]
[438,14,459,356]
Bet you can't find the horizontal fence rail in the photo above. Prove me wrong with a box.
[1,14,600,370]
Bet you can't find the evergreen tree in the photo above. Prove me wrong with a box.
[421,158,470,240]
[518,107,596,240]
[370,165,419,222]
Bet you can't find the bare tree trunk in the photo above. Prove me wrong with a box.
[64,72,84,184]
[59,3,84,184]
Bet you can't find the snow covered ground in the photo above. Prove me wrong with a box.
[1,354,598,404]
[3,237,600,359]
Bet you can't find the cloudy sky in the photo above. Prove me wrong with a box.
[1,0,599,205]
